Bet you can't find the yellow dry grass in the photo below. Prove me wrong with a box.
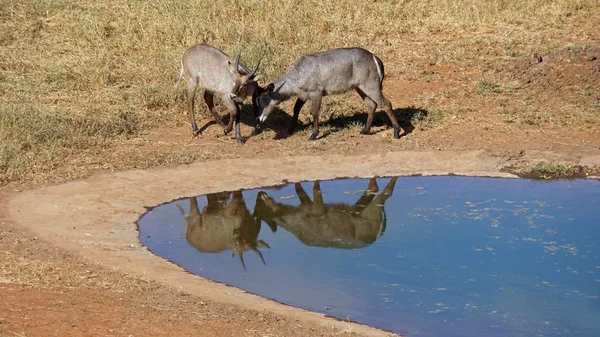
[1,0,599,185]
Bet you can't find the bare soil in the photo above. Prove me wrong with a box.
[0,222,361,337]
[2,44,600,336]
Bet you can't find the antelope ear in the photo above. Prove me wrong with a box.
[257,240,270,249]
[251,74,263,82]
[264,220,277,233]
[267,83,275,92]
[227,61,238,75]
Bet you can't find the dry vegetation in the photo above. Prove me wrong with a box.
[1,0,600,186]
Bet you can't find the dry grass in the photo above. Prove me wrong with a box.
[1,0,599,185]
[0,225,157,293]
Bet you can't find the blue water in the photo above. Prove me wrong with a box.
[137,176,600,337]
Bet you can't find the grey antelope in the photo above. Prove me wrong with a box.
[177,44,262,144]
[255,47,401,140]
[253,177,397,249]
[176,191,273,270]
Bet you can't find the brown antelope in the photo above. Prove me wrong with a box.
[253,177,397,249]
[177,44,262,144]
[177,191,273,270]
[255,47,401,140]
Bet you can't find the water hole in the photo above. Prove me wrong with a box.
[137,176,600,337]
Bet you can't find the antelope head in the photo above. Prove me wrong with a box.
[228,53,262,102]
[231,227,270,271]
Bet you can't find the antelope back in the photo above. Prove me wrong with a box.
[181,44,261,99]
[180,195,241,253]
[254,179,394,249]
[179,192,270,269]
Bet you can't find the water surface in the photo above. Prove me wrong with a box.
[138,176,600,337]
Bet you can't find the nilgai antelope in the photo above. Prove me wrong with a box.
[254,177,397,249]
[177,44,262,144]
[176,191,274,270]
[255,47,401,140]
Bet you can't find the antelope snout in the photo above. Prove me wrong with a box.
[257,115,267,123]
[228,93,237,100]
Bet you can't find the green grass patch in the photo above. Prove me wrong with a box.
[509,162,585,180]
[478,78,502,95]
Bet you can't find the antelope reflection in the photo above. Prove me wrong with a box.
[254,177,397,249]
[177,191,273,270]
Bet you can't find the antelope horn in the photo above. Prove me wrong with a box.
[251,58,261,77]
[274,81,285,93]
[238,251,246,271]
[238,63,252,74]
[235,53,241,73]
[252,247,266,265]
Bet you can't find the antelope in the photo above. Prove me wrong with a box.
[255,47,402,140]
[254,177,397,249]
[177,44,262,144]
[176,191,274,270]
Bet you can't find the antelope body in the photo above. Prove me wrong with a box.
[255,47,401,140]
[254,177,397,249]
[177,191,272,270]
[177,44,261,144]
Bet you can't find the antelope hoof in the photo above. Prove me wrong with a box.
[393,126,401,139]
[223,127,233,135]
[236,137,245,145]
[308,132,318,141]
[360,128,370,135]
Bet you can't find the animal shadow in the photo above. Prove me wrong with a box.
[323,106,427,139]
[199,102,286,142]
[249,106,295,140]
[262,106,429,140]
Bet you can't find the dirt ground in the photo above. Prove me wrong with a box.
[2,43,600,336]
[0,223,365,337]
[2,150,599,337]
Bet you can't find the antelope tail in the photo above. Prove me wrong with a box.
[176,203,185,216]
[373,55,385,88]
[174,60,184,88]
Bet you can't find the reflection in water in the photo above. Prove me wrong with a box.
[177,191,274,270]
[254,178,396,249]
[138,176,600,337]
